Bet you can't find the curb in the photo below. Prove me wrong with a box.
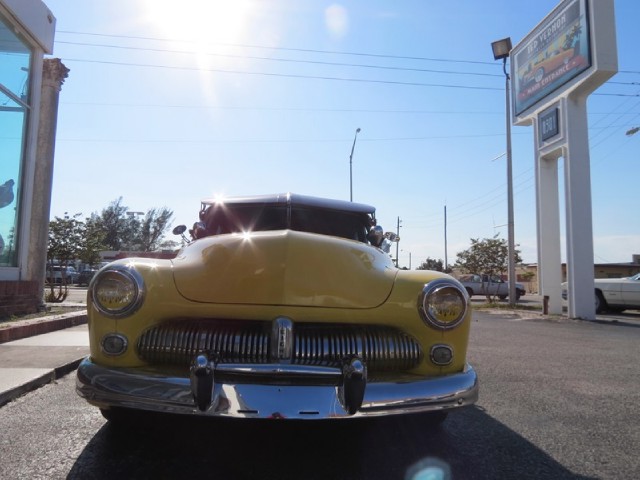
[0,357,85,408]
[0,310,88,407]
[0,310,88,344]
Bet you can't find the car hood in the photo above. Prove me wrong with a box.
[171,230,397,308]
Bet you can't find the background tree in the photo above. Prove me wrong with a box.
[133,207,174,251]
[79,219,107,267]
[88,197,134,251]
[416,257,451,273]
[45,198,175,302]
[47,213,84,268]
[454,235,522,277]
[46,213,85,301]
[89,198,173,251]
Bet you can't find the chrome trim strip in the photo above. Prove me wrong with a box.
[216,363,342,378]
[76,358,478,419]
[271,317,293,363]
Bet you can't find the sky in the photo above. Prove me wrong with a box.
[42,0,639,268]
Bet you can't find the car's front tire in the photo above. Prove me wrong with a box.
[100,407,133,424]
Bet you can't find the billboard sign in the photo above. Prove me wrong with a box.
[512,0,591,117]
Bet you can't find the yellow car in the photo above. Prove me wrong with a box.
[76,193,478,423]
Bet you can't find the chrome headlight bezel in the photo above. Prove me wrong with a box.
[90,265,145,318]
[418,279,468,330]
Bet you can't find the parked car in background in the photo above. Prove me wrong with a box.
[458,274,526,301]
[562,273,640,313]
[78,269,98,286]
[46,265,79,284]
[77,193,478,425]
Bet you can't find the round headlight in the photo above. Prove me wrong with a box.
[91,266,144,318]
[418,279,468,330]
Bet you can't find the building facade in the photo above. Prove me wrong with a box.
[0,0,60,316]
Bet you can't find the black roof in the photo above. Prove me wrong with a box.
[200,193,375,215]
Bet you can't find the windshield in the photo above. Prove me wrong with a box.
[198,203,371,243]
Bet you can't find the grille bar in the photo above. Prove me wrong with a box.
[137,319,423,372]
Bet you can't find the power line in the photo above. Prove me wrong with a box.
[55,56,639,96]
[55,36,640,91]
[51,30,640,95]
[56,40,504,79]
[58,100,640,117]
[57,30,499,66]
[60,101,504,115]
[60,57,504,91]
[53,132,527,144]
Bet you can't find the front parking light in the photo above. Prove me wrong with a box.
[101,334,128,356]
[430,344,454,366]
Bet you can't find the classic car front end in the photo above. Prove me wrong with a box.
[77,194,478,421]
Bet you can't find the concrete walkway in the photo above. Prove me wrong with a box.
[0,311,88,407]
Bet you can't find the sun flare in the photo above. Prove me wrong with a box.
[140,0,256,102]
[142,0,253,46]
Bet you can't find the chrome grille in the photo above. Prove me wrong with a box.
[137,319,269,365]
[137,319,423,372]
[293,325,422,371]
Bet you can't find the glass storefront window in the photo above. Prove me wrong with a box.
[0,14,32,266]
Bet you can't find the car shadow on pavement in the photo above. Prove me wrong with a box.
[67,406,595,480]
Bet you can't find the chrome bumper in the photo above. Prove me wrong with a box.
[76,357,478,419]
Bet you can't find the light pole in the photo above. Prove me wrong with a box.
[349,128,361,202]
[402,250,412,270]
[491,37,517,307]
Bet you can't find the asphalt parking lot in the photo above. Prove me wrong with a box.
[2,308,639,479]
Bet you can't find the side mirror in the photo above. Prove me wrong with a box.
[367,225,384,247]
[173,225,187,236]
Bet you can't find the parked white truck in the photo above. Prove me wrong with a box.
[458,274,526,300]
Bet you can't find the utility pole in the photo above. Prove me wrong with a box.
[395,217,402,267]
[349,128,361,202]
[444,205,448,271]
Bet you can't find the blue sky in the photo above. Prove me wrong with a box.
[43,0,639,267]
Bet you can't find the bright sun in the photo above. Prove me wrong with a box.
[140,0,256,101]
[142,0,253,47]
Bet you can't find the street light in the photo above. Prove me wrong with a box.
[491,37,517,307]
[349,128,361,202]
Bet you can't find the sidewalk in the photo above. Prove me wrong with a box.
[0,308,88,407]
